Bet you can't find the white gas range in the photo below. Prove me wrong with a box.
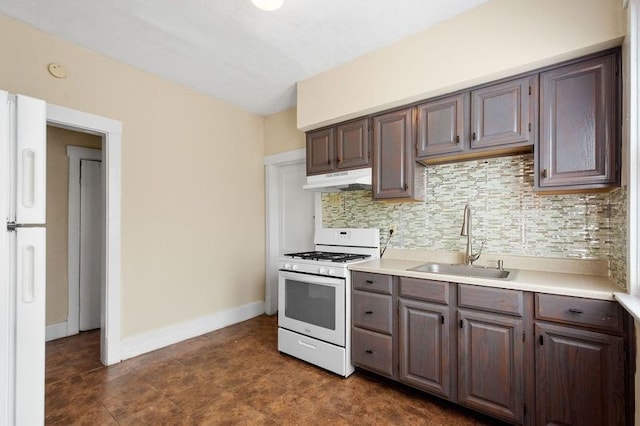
[277,228,380,377]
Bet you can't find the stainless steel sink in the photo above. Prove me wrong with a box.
[409,262,511,279]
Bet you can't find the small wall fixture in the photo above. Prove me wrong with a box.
[251,0,283,11]
[48,63,67,79]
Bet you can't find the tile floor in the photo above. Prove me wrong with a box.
[45,315,499,425]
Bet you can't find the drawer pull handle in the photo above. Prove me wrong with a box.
[365,349,373,354]
[365,310,373,314]
[568,308,584,314]
[365,280,374,284]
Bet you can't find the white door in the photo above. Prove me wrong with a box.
[264,151,316,315]
[79,159,102,331]
[278,162,314,256]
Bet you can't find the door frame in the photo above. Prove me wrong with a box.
[46,104,122,366]
[264,148,321,315]
[66,147,102,337]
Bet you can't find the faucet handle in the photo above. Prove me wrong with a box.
[470,241,484,263]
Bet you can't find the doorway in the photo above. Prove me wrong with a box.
[264,149,318,315]
[45,130,103,343]
[46,103,122,366]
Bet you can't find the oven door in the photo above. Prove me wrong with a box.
[278,270,345,347]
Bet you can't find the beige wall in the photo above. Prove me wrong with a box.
[297,0,625,130]
[264,107,304,155]
[0,14,266,338]
[46,126,102,326]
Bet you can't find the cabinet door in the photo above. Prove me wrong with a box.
[336,118,370,170]
[306,128,335,175]
[471,76,536,149]
[399,299,452,399]
[372,108,415,199]
[458,310,524,424]
[535,322,625,426]
[416,93,467,158]
[538,53,618,189]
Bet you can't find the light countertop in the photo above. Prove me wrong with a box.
[348,249,622,301]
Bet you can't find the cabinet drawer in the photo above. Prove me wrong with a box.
[536,293,623,334]
[353,290,393,334]
[352,272,393,294]
[352,327,394,378]
[399,277,449,304]
[458,284,524,317]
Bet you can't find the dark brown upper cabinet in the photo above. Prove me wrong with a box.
[306,127,334,175]
[471,75,537,150]
[537,52,619,191]
[416,93,468,158]
[372,108,424,200]
[306,118,370,176]
[416,76,536,164]
[336,118,370,170]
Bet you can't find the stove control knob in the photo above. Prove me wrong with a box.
[292,264,299,271]
[283,263,291,270]
[319,267,328,275]
[328,269,335,275]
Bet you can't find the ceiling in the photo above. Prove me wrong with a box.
[0,0,490,116]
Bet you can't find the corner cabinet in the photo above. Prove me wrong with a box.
[534,294,626,425]
[537,52,620,191]
[306,118,370,176]
[372,108,424,200]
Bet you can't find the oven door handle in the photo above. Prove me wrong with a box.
[279,270,345,286]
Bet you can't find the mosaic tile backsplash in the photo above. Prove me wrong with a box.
[322,154,627,290]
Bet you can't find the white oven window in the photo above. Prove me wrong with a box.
[284,278,336,330]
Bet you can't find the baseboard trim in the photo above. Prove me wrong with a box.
[120,301,265,361]
[45,322,69,342]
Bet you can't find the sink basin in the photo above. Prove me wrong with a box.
[409,262,511,279]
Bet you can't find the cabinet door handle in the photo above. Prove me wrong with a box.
[365,280,374,284]
[403,183,408,191]
[441,315,445,325]
[542,169,548,179]
[459,319,464,329]
[365,310,373,314]
[337,157,342,163]
[455,135,460,144]
[365,349,373,354]
[327,159,331,165]
[568,308,584,314]
[472,132,477,141]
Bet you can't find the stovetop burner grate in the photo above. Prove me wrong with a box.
[284,251,371,263]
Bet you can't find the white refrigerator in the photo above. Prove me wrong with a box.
[0,91,47,426]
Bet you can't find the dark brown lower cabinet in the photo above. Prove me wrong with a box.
[399,299,452,400]
[351,273,631,426]
[535,322,625,426]
[458,309,524,424]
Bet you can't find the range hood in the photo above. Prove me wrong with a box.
[303,168,372,192]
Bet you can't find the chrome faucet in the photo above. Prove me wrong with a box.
[460,204,483,265]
